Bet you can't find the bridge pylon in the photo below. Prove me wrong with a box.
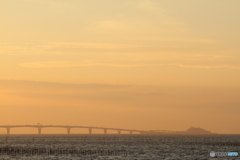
[67,128,71,134]
[6,128,10,135]
[89,128,92,134]
[104,128,107,134]
[38,127,42,134]
[118,130,121,134]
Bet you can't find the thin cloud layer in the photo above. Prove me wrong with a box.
[1,80,240,108]
[19,60,240,69]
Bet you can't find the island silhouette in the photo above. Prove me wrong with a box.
[144,126,216,135]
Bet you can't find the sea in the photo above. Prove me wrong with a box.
[0,134,239,159]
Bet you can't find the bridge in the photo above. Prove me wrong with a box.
[0,125,148,135]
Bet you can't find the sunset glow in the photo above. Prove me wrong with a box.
[1,0,240,134]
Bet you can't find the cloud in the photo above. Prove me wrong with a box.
[0,79,129,90]
[19,60,240,69]
[1,80,240,109]
[90,20,130,31]
[0,36,217,56]
[0,80,166,108]
[0,42,144,55]
[137,0,167,12]
[171,64,240,69]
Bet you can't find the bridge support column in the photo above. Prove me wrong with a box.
[6,128,10,135]
[67,128,71,134]
[129,131,133,134]
[38,127,42,134]
[104,129,107,134]
[118,130,121,134]
[89,128,92,134]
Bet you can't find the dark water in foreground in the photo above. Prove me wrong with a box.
[0,134,239,159]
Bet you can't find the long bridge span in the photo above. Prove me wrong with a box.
[0,125,148,135]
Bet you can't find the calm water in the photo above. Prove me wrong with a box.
[0,134,239,159]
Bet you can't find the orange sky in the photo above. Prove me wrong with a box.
[0,0,240,134]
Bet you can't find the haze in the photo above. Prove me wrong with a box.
[0,0,240,134]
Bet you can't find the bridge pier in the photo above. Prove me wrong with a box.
[104,129,107,134]
[6,128,10,135]
[129,131,133,134]
[38,127,42,134]
[89,128,92,134]
[118,130,121,134]
[67,128,71,134]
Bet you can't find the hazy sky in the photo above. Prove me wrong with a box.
[0,0,240,134]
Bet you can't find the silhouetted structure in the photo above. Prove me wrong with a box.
[0,125,216,135]
[144,126,215,134]
[0,125,145,135]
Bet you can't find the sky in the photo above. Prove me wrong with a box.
[0,0,240,134]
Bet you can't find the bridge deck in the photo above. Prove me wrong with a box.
[0,125,146,134]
